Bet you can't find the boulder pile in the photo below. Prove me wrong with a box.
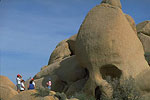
[136,21,150,65]
[1,0,150,100]
[34,0,150,99]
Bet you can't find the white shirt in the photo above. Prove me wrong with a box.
[16,77,21,84]
[20,82,25,91]
[32,81,35,86]
[47,81,51,86]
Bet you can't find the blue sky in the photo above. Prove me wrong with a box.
[0,0,150,84]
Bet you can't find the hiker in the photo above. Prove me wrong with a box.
[28,78,35,90]
[16,74,22,93]
[46,78,51,90]
[20,80,25,91]
[31,78,35,87]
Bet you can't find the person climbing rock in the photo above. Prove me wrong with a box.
[16,74,22,93]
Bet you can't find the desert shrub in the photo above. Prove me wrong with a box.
[145,52,150,55]
[72,92,96,100]
[54,92,67,100]
[101,76,144,100]
[33,87,50,97]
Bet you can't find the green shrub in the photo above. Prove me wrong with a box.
[101,76,144,100]
[54,92,67,100]
[33,87,50,97]
[72,92,96,100]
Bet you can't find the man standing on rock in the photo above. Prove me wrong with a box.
[16,74,22,93]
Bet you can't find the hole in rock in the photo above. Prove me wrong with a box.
[95,86,102,100]
[100,64,122,80]
[84,68,89,79]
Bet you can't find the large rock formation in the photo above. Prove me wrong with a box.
[48,39,71,65]
[0,85,18,100]
[67,34,77,55]
[137,21,150,65]
[137,21,150,36]
[0,75,16,89]
[75,0,150,98]
[136,70,150,93]
[33,0,150,99]
[0,76,18,100]
[34,56,87,96]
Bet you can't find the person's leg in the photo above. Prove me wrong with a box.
[17,84,20,93]
[48,86,51,90]
[19,84,21,93]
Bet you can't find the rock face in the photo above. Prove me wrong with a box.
[137,21,150,65]
[33,0,150,99]
[67,34,77,55]
[48,34,78,65]
[125,14,137,32]
[75,1,150,98]
[0,75,16,89]
[138,33,150,53]
[12,90,57,100]
[101,0,122,9]
[137,21,150,36]
[135,70,150,100]
[48,39,71,64]
[136,70,150,93]
[34,56,87,96]
[0,85,18,100]
[0,76,18,100]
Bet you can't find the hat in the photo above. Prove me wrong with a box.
[17,74,20,77]
[31,78,34,81]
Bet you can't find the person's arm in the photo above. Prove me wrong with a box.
[46,82,48,86]
[33,81,36,88]
[50,81,52,86]
[28,84,29,90]
[22,83,25,89]
[34,83,36,88]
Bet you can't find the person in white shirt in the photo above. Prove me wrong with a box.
[31,78,36,88]
[16,74,22,93]
[46,78,51,90]
[20,80,25,91]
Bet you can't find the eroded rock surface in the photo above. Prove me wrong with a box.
[12,90,57,100]
[0,75,16,89]
[101,0,122,9]
[125,14,137,32]
[34,0,150,99]
[75,1,150,98]
[137,21,150,65]
[0,76,18,100]
[48,39,71,65]
[34,56,87,95]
